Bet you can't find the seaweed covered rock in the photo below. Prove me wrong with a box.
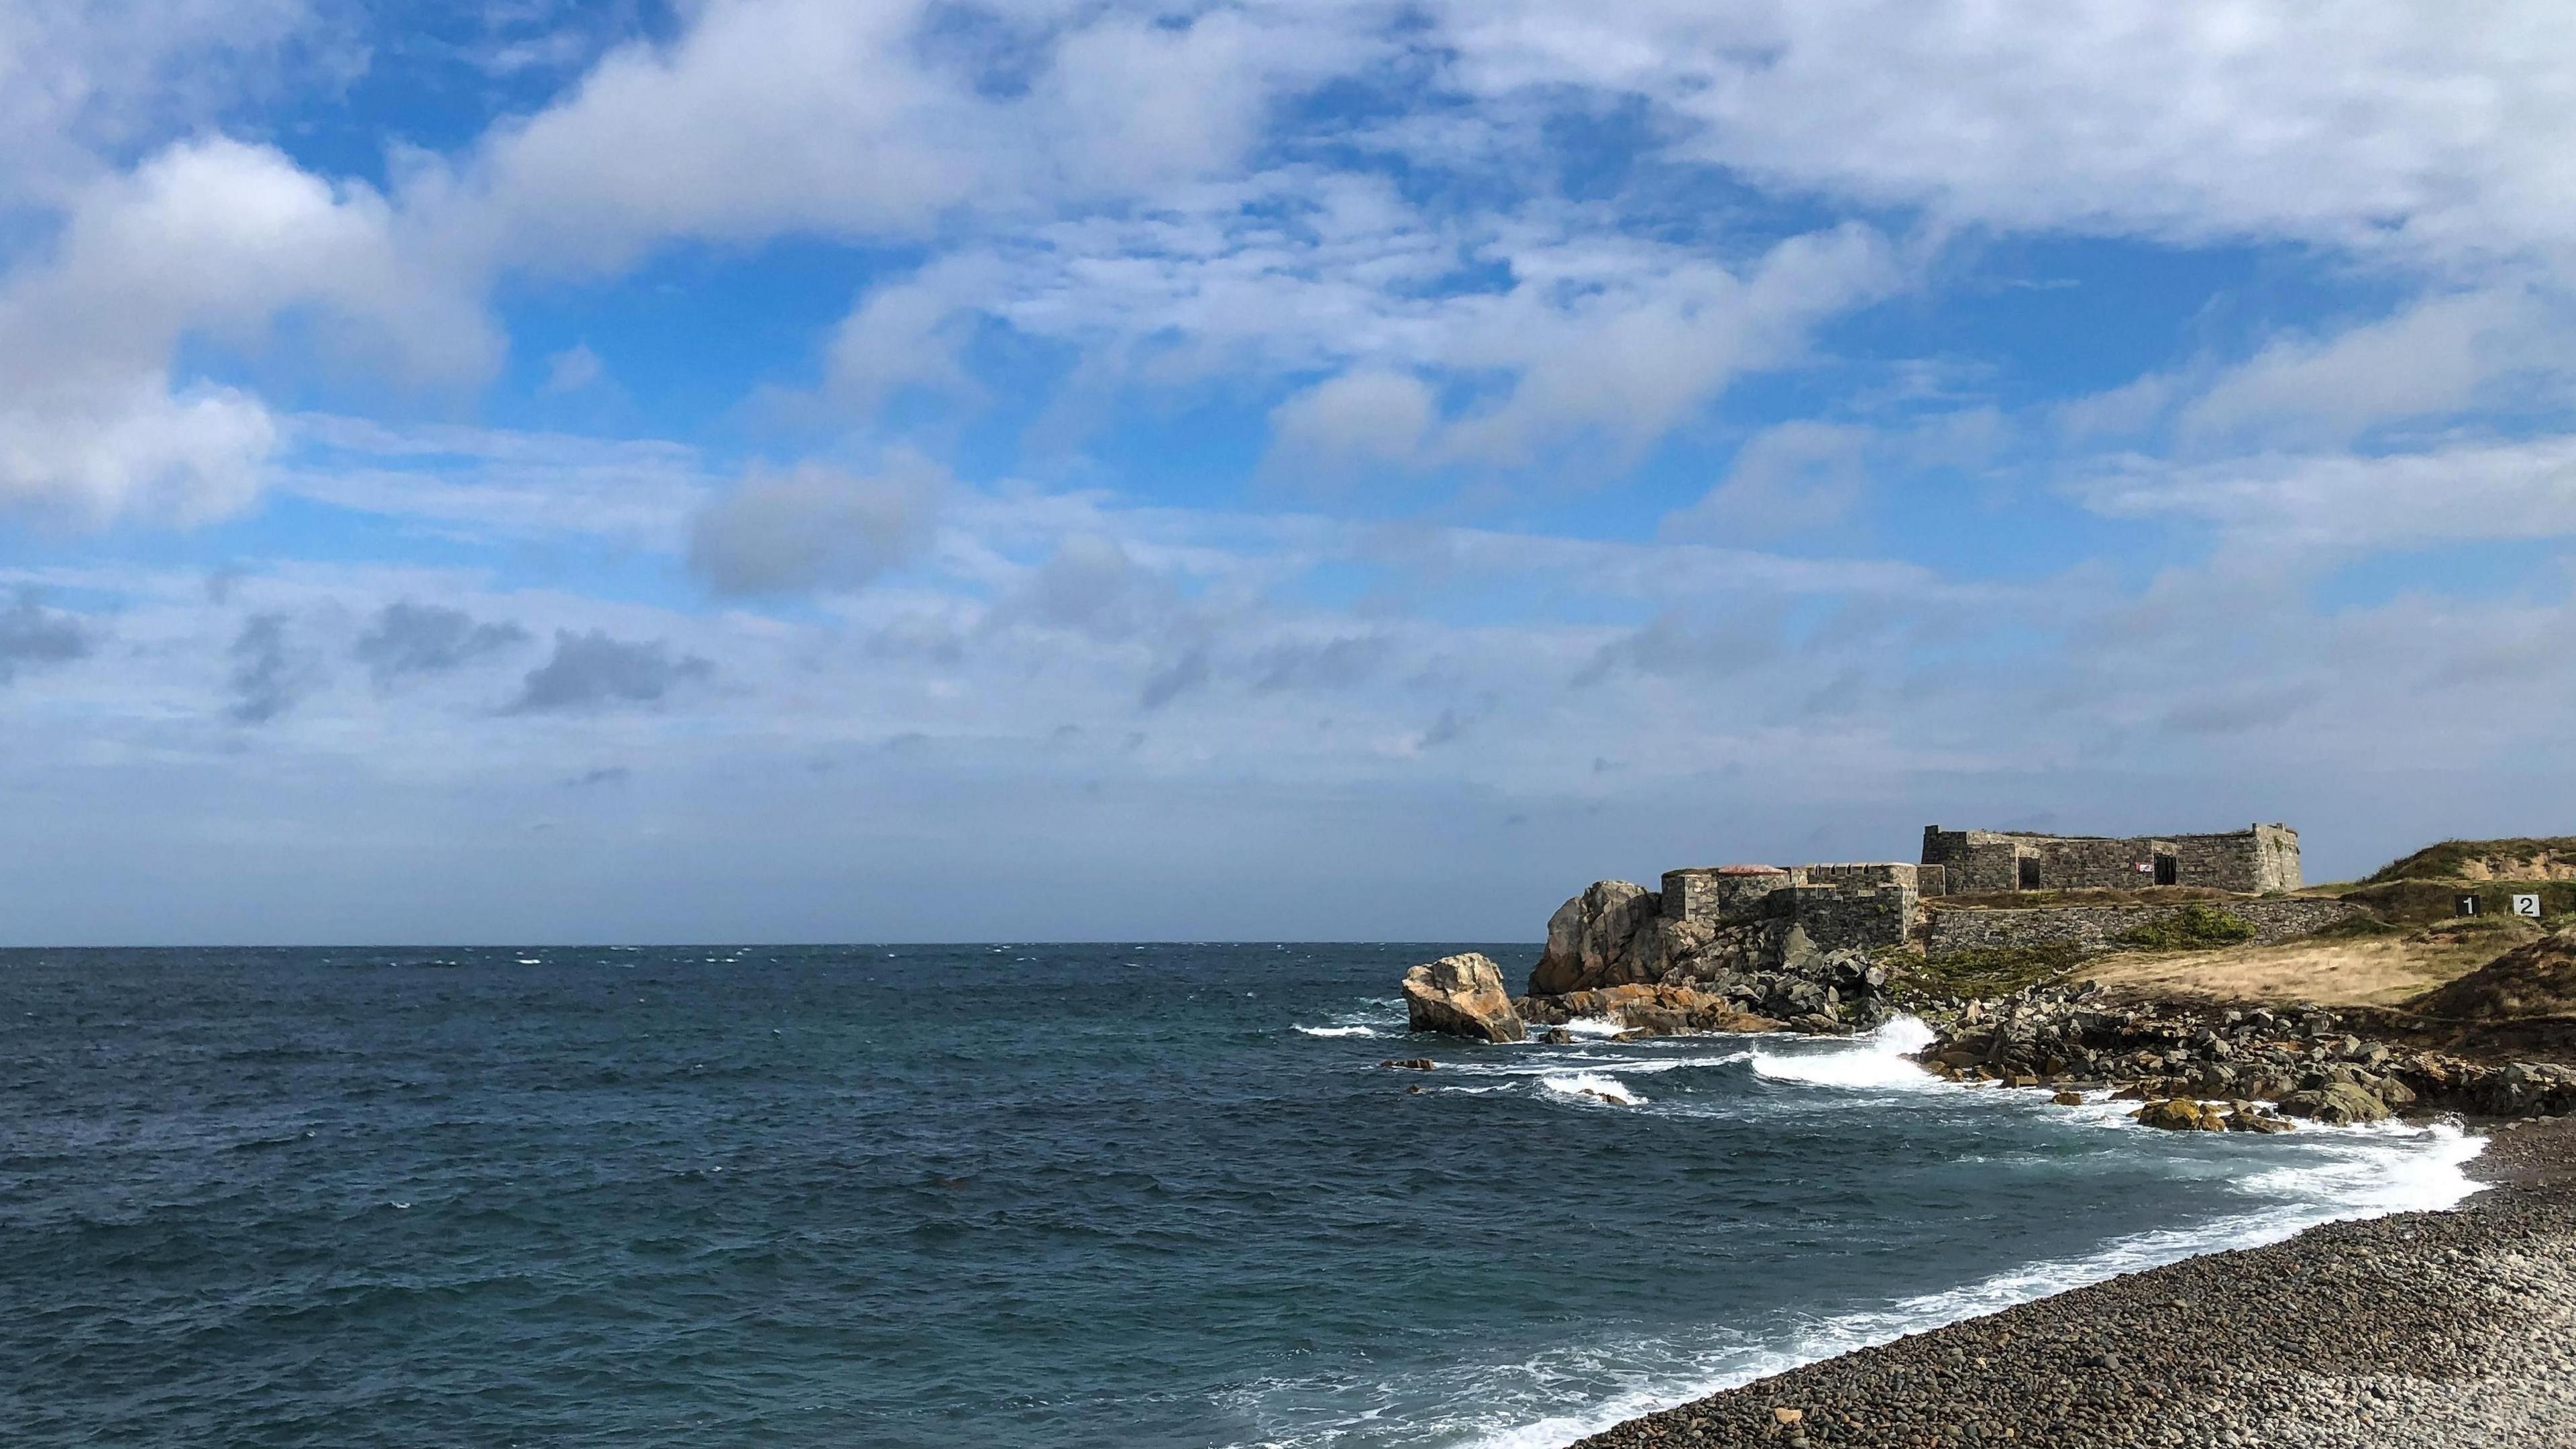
[1401,953,1527,1042]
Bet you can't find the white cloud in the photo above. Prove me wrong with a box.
[541,343,604,394]
[1662,420,1874,541]
[0,137,491,525]
[1431,1,2576,270]
[0,0,321,207]
[2075,433,2576,557]
[1266,370,1437,483]
[688,455,948,596]
[2177,288,2561,447]
[435,0,1390,274]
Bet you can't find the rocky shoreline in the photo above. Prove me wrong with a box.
[1572,1114,2576,1449]
[1907,982,2576,1130]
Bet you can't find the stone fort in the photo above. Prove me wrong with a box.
[1654,824,2299,960]
[1532,823,2310,996]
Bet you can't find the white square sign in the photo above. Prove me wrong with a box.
[2513,894,2542,918]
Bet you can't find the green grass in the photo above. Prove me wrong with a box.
[2340,878,2576,927]
[1902,942,2085,999]
[2114,904,2257,951]
[2364,837,2576,885]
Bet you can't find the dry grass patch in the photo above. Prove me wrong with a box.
[2081,922,2540,1008]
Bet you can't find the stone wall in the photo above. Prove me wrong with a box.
[1925,896,2365,960]
[1921,823,2302,894]
[1660,865,1790,923]
[2031,835,2161,889]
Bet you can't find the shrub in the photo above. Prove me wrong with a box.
[2116,904,2257,951]
[1903,942,2085,998]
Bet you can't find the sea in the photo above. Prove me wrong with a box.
[0,944,2483,1448]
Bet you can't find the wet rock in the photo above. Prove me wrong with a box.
[1401,953,1527,1042]
[2278,1082,2392,1126]
[2132,1098,2226,1132]
[1381,1058,1436,1071]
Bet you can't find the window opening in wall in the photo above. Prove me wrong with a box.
[2154,853,2177,886]
[2017,857,2041,890]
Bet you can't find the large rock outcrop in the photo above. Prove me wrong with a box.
[1529,879,1662,994]
[1525,875,1899,1032]
[1401,953,1527,1042]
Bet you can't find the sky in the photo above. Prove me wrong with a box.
[3,1,2574,945]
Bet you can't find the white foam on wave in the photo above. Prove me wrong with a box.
[1748,1015,1945,1092]
[1432,1123,2487,1449]
[1445,1050,1754,1079]
[1540,1072,1646,1106]
[1227,1009,2491,1449]
[1292,997,1408,1040]
[1554,1016,1629,1038]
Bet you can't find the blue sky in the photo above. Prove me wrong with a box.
[3,1,2574,944]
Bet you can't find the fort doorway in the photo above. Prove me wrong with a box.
[2154,853,2177,886]
[2017,857,2041,890]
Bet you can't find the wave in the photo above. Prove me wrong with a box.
[1540,1072,1647,1106]
[1225,1011,2486,1449]
[1747,1015,1943,1092]
[1293,1024,1380,1038]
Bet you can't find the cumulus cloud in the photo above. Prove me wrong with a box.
[0,136,491,526]
[353,600,530,686]
[686,456,946,596]
[0,592,96,684]
[507,630,714,713]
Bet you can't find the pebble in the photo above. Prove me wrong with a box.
[1570,1116,2576,1449]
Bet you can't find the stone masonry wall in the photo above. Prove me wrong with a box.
[1923,823,2302,894]
[1925,896,2365,961]
[1785,883,1915,951]
[2032,836,2163,890]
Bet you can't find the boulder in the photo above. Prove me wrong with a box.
[2131,1098,2225,1131]
[2277,1082,2391,1126]
[1401,953,1527,1042]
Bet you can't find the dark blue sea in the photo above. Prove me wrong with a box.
[0,945,2479,1448]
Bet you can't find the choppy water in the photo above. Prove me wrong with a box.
[0,945,2481,1447]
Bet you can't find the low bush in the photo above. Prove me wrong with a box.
[1902,942,2085,999]
[2115,904,2256,951]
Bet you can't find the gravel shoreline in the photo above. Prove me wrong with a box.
[1573,1116,2576,1449]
